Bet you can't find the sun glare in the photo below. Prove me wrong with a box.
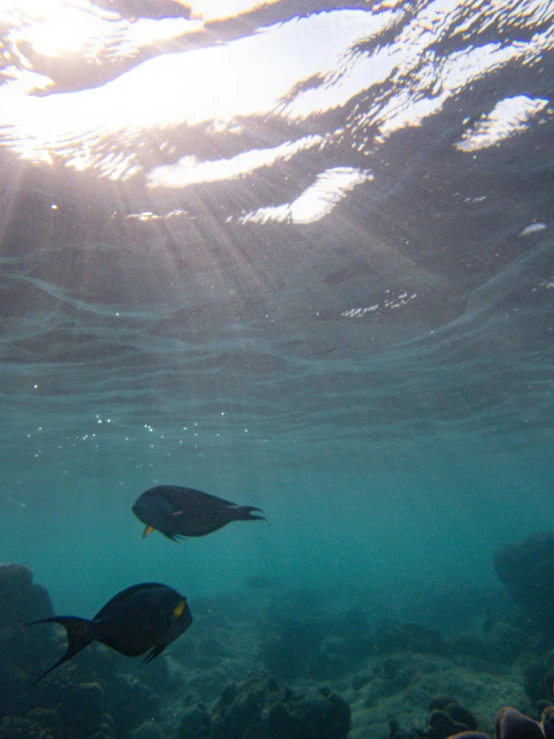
[1,0,553,227]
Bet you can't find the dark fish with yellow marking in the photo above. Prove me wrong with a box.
[30,583,192,685]
[132,485,266,540]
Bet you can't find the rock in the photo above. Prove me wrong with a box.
[524,653,554,710]
[0,563,57,716]
[0,716,53,739]
[427,696,478,739]
[483,621,528,663]
[446,635,488,660]
[178,705,212,739]
[103,673,160,736]
[494,533,554,628]
[258,617,327,681]
[206,673,350,739]
[265,686,351,739]
[377,620,444,654]
[128,720,165,739]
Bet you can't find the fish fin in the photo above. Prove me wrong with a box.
[28,616,99,686]
[230,506,268,525]
[162,531,185,542]
[143,525,155,538]
[140,644,166,665]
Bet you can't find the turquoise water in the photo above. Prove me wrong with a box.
[1,1,554,737]
[3,438,553,615]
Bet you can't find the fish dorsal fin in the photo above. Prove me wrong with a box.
[172,599,186,619]
[143,525,155,538]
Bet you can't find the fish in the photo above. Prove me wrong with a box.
[30,582,192,685]
[132,485,266,540]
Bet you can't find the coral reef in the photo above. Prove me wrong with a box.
[0,716,54,739]
[427,696,478,739]
[494,533,554,629]
[258,616,328,680]
[1,563,544,739]
[377,621,444,654]
[384,705,554,739]
[452,705,554,739]
[349,650,527,739]
[0,564,58,718]
[258,594,373,682]
[179,705,212,739]
[0,563,174,739]
[481,620,529,664]
[128,720,165,739]
[103,673,161,737]
[30,662,116,738]
[399,584,505,635]
[523,653,554,712]
[178,673,351,739]
[382,697,480,739]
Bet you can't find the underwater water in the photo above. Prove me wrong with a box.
[1,1,554,738]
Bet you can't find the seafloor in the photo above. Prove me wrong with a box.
[2,531,554,738]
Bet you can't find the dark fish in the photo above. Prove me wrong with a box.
[132,485,266,540]
[30,583,192,685]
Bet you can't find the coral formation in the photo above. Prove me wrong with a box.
[482,620,529,664]
[179,705,212,739]
[377,621,444,654]
[128,720,165,739]
[0,564,58,718]
[258,616,327,680]
[524,653,554,712]
[179,673,351,739]
[0,564,174,738]
[399,584,505,635]
[1,562,543,739]
[387,705,554,739]
[427,696,478,739]
[452,705,554,739]
[103,673,161,736]
[494,533,554,629]
[0,716,54,739]
[258,595,373,681]
[31,662,111,737]
[382,695,479,739]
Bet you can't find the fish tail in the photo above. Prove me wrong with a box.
[230,505,268,525]
[28,616,101,685]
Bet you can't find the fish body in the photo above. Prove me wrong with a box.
[132,485,266,540]
[30,583,192,684]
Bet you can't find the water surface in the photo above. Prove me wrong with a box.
[0,0,553,614]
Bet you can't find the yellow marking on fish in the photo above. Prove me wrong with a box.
[173,599,186,619]
[143,525,155,538]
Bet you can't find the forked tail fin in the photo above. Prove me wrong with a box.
[28,616,100,686]
[230,506,268,525]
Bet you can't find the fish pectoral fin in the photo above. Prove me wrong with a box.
[143,525,155,538]
[141,644,166,664]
